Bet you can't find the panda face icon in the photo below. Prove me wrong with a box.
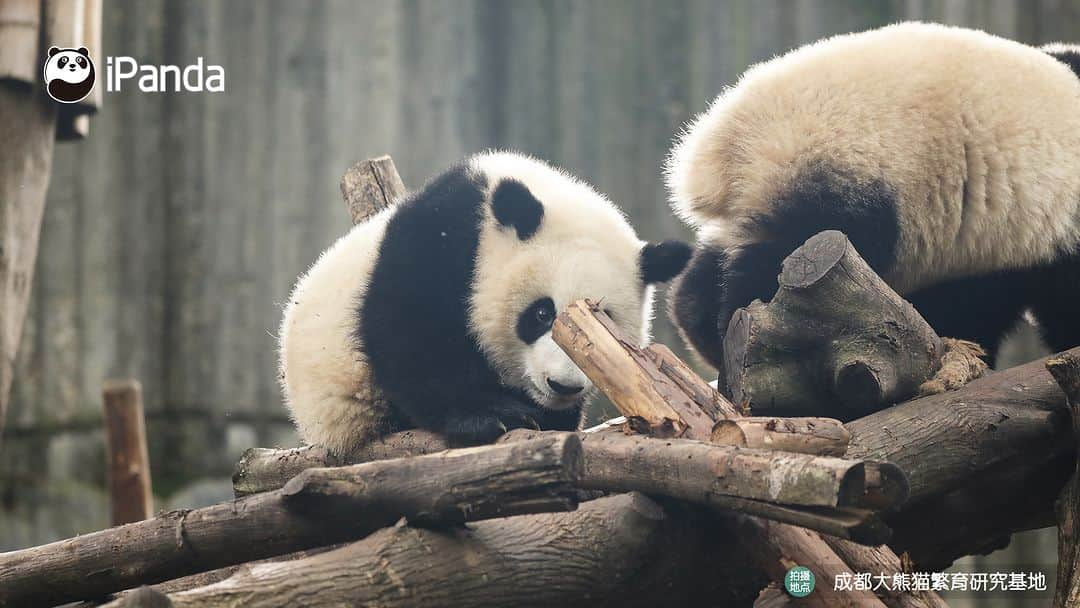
[43,46,96,103]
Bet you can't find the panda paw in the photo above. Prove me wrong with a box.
[918,338,989,396]
[443,412,539,446]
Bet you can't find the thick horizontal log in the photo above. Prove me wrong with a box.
[516,430,905,510]
[236,428,902,542]
[846,348,1076,504]
[0,435,582,607]
[712,417,850,456]
[153,493,764,608]
[233,429,447,497]
[224,344,1065,595]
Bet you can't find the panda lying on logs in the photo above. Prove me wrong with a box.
[667,22,1080,376]
[280,152,691,453]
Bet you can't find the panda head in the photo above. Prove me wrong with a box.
[468,152,691,411]
[43,47,95,103]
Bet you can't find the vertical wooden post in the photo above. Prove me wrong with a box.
[103,379,154,525]
[1049,351,1080,608]
[339,155,407,225]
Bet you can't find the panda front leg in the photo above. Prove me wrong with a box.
[440,393,545,446]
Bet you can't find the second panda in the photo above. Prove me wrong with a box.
[281,152,690,454]
[667,22,1080,374]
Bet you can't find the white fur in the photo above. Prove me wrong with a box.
[468,152,652,408]
[280,152,655,456]
[279,208,395,456]
[667,22,1080,293]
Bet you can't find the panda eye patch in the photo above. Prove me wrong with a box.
[516,297,556,344]
[58,57,68,68]
[76,56,87,68]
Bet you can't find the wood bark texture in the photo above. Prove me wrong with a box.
[0,435,582,606]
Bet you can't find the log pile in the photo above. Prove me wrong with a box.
[2,155,1076,607]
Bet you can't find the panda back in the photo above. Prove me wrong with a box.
[279,208,396,449]
[669,22,1080,290]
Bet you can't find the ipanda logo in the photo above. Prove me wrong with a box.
[44,46,225,101]
[106,56,225,93]
[43,46,95,103]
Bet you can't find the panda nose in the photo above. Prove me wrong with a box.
[547,378,584,396]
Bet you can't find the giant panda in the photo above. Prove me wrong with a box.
[280,151,690,454]
[666,22,1080,376]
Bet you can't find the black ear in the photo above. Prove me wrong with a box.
[640,240,692,284]
[77,47,89,56]
[49,47,60,57]
[492,179,544,240]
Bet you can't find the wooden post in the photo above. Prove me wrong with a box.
[553,299,946,608]
[103,379,154,525]
[339,156,407,225]
[1049,350,1080,608]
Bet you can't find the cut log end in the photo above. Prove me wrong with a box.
[778,230,849,289]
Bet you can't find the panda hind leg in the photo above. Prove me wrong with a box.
[1028,247,1080,354]
[906,269,1031,394]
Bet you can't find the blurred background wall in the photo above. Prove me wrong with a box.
[3,1,1077,603]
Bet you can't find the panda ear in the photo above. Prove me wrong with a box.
[77,47,89,56]
[48,47,60,57]
[492,179,544,240]
[640,240,692,284]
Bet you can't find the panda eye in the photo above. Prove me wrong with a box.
[535,306,552,324]
[516,297,556,344]
[58,57,68,68]
[76,57,87,68]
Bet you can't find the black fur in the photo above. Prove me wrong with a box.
[641,240,693,284]
[516,297,556,344]
[359,166,579,446]
[904,271,1030,361]
[1046,47,1080,78]
[671,164,901,371]
[669,247,727,367]
[1028,246,1080,353]
[492,179,544,240]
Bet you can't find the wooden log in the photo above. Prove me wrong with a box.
[846,348,1077,506]
[233,428,899,541]
[552,302,889,607]
[520,430,905,511]
[103,379,154,525]
[552,300,946,608]
[147,493,767,608]
[0,435,582,607]
[1048,350,1080,608]
[232,342,1076,574]
[0,82,56,444]
[552,299,726,439]
[99,587,174,608]
[712,417,851,457]
[233,429,447,497]
[339,155,407,225]
[723,230,983,419]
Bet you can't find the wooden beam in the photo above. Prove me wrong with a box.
[0,434,582,607]
[0,82,57,445]
[1048,350,1080,608]
[103,379,154,525]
